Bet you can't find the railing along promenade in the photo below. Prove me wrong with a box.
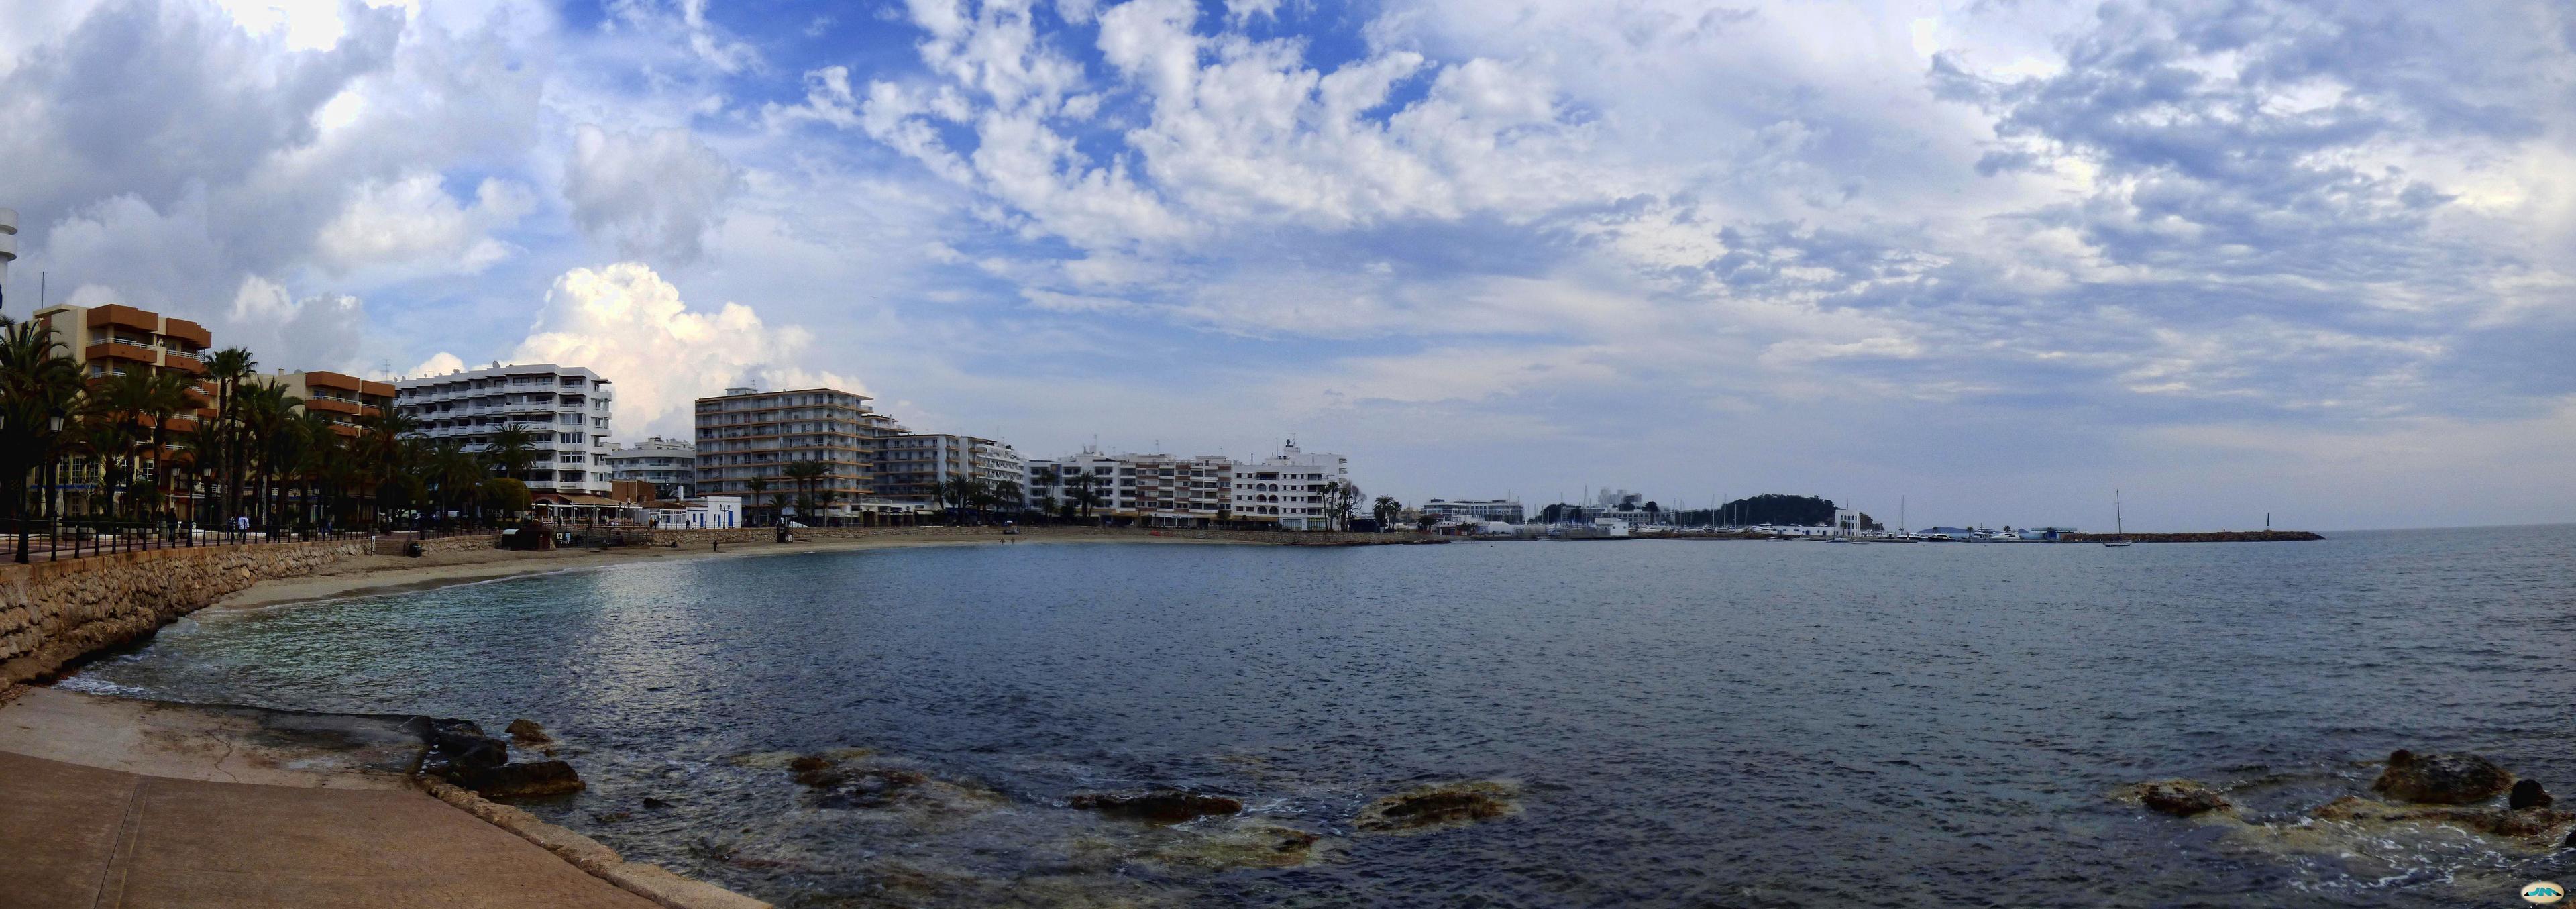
[3,518,390,565]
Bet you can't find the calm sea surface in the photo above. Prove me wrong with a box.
[66,527,2576,907]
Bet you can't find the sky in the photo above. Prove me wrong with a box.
[3,0,2573,531]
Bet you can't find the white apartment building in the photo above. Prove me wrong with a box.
[875,433,1024,506]
[1230,440,1348,530]
[396,363,614,495]
[692,386,885,520]
[1024,449,1232,527]
[604,437,696,496]
[1024,441,1352,529]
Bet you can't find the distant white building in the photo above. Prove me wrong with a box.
[604,437,695,496]
[396,363,614,495]
[1230,440,1348,530]
[654,496,742,529]
[0,208,17,300]
[1423,498,1525,523]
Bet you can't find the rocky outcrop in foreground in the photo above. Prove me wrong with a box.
[2126,748,2574,849]
[415,717,584,799]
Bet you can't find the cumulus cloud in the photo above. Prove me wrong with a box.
[314,174,533,276]
[562,124,745,265]
[494,263,861,436]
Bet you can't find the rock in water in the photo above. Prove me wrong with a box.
[453,760,586,799]
[503,718,553,747]
[2133,779,2233,817]
[1065,790,1245,824]
[2512,780,2555,810]
[2311,795,2576,841]
[2371,750,2512,804]
[1354,780,1520,833]
[414,718,508,776]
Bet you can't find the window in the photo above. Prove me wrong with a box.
[559,432,584,444]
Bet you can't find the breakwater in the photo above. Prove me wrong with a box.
[2063,530,2323,543]
[0,539,373,687]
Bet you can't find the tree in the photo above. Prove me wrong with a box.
[0,316,82,557]
[746,477,768,524]
[987,478,1022,517]
[483,423,541,478]
[423,440,483,525]
[938,474,983,523]
[137,369,197,523]
[1318,479,1363,530]
[201,347,256,523]
[1372,496,1400,530]
[783,460,826,521]
[483,476,533,518]
[1065,472,1102,521]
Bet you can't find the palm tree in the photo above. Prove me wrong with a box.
[1318,479,1363,531]
[1067,472,1102,523]
[354,409,417,527]
[745,476,769,524]
[423,440,484,525]
[782,460,826,522]
[942,474,989,524]
[201,347,256,523]
[0,316,83,559]
[1373,496,1401,531]
[483,423,541,478]
[988,478,1022,518]
[233,383,301,527]
[137,369,197,525]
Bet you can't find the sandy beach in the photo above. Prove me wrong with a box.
[212,529,1252,611]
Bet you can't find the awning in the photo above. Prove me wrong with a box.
[534,494,625,506]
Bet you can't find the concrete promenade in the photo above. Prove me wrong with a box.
[0,688,718,908]
[0,749,656,908]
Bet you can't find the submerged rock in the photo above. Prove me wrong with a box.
[2512,780,2555,810]
[504,718,553,746]
[1065,790,1244,824]
[2128,779,2234,817]
[2310,795,2576,841]
[2372,750,2512,804]
[777,752,1001,816]
[453,759,586,799]
[1147,822,1323,869]
[1354,780,1520,833]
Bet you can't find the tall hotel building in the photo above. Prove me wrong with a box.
[30,302,217,515]
[875,433,1024,505]
[692,386,891,519]
[394,363,614,494]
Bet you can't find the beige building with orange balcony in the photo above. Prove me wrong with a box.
[250,370,398,437]
[30,302,220,515]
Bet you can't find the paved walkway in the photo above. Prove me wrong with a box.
[0,749,657,908]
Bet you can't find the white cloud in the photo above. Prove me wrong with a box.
[505,263,862,436]
[408,351,466,378]
[314,174,533,275]
[563,124,744,264]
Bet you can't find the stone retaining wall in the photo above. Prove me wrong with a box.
[0,540,373,686]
